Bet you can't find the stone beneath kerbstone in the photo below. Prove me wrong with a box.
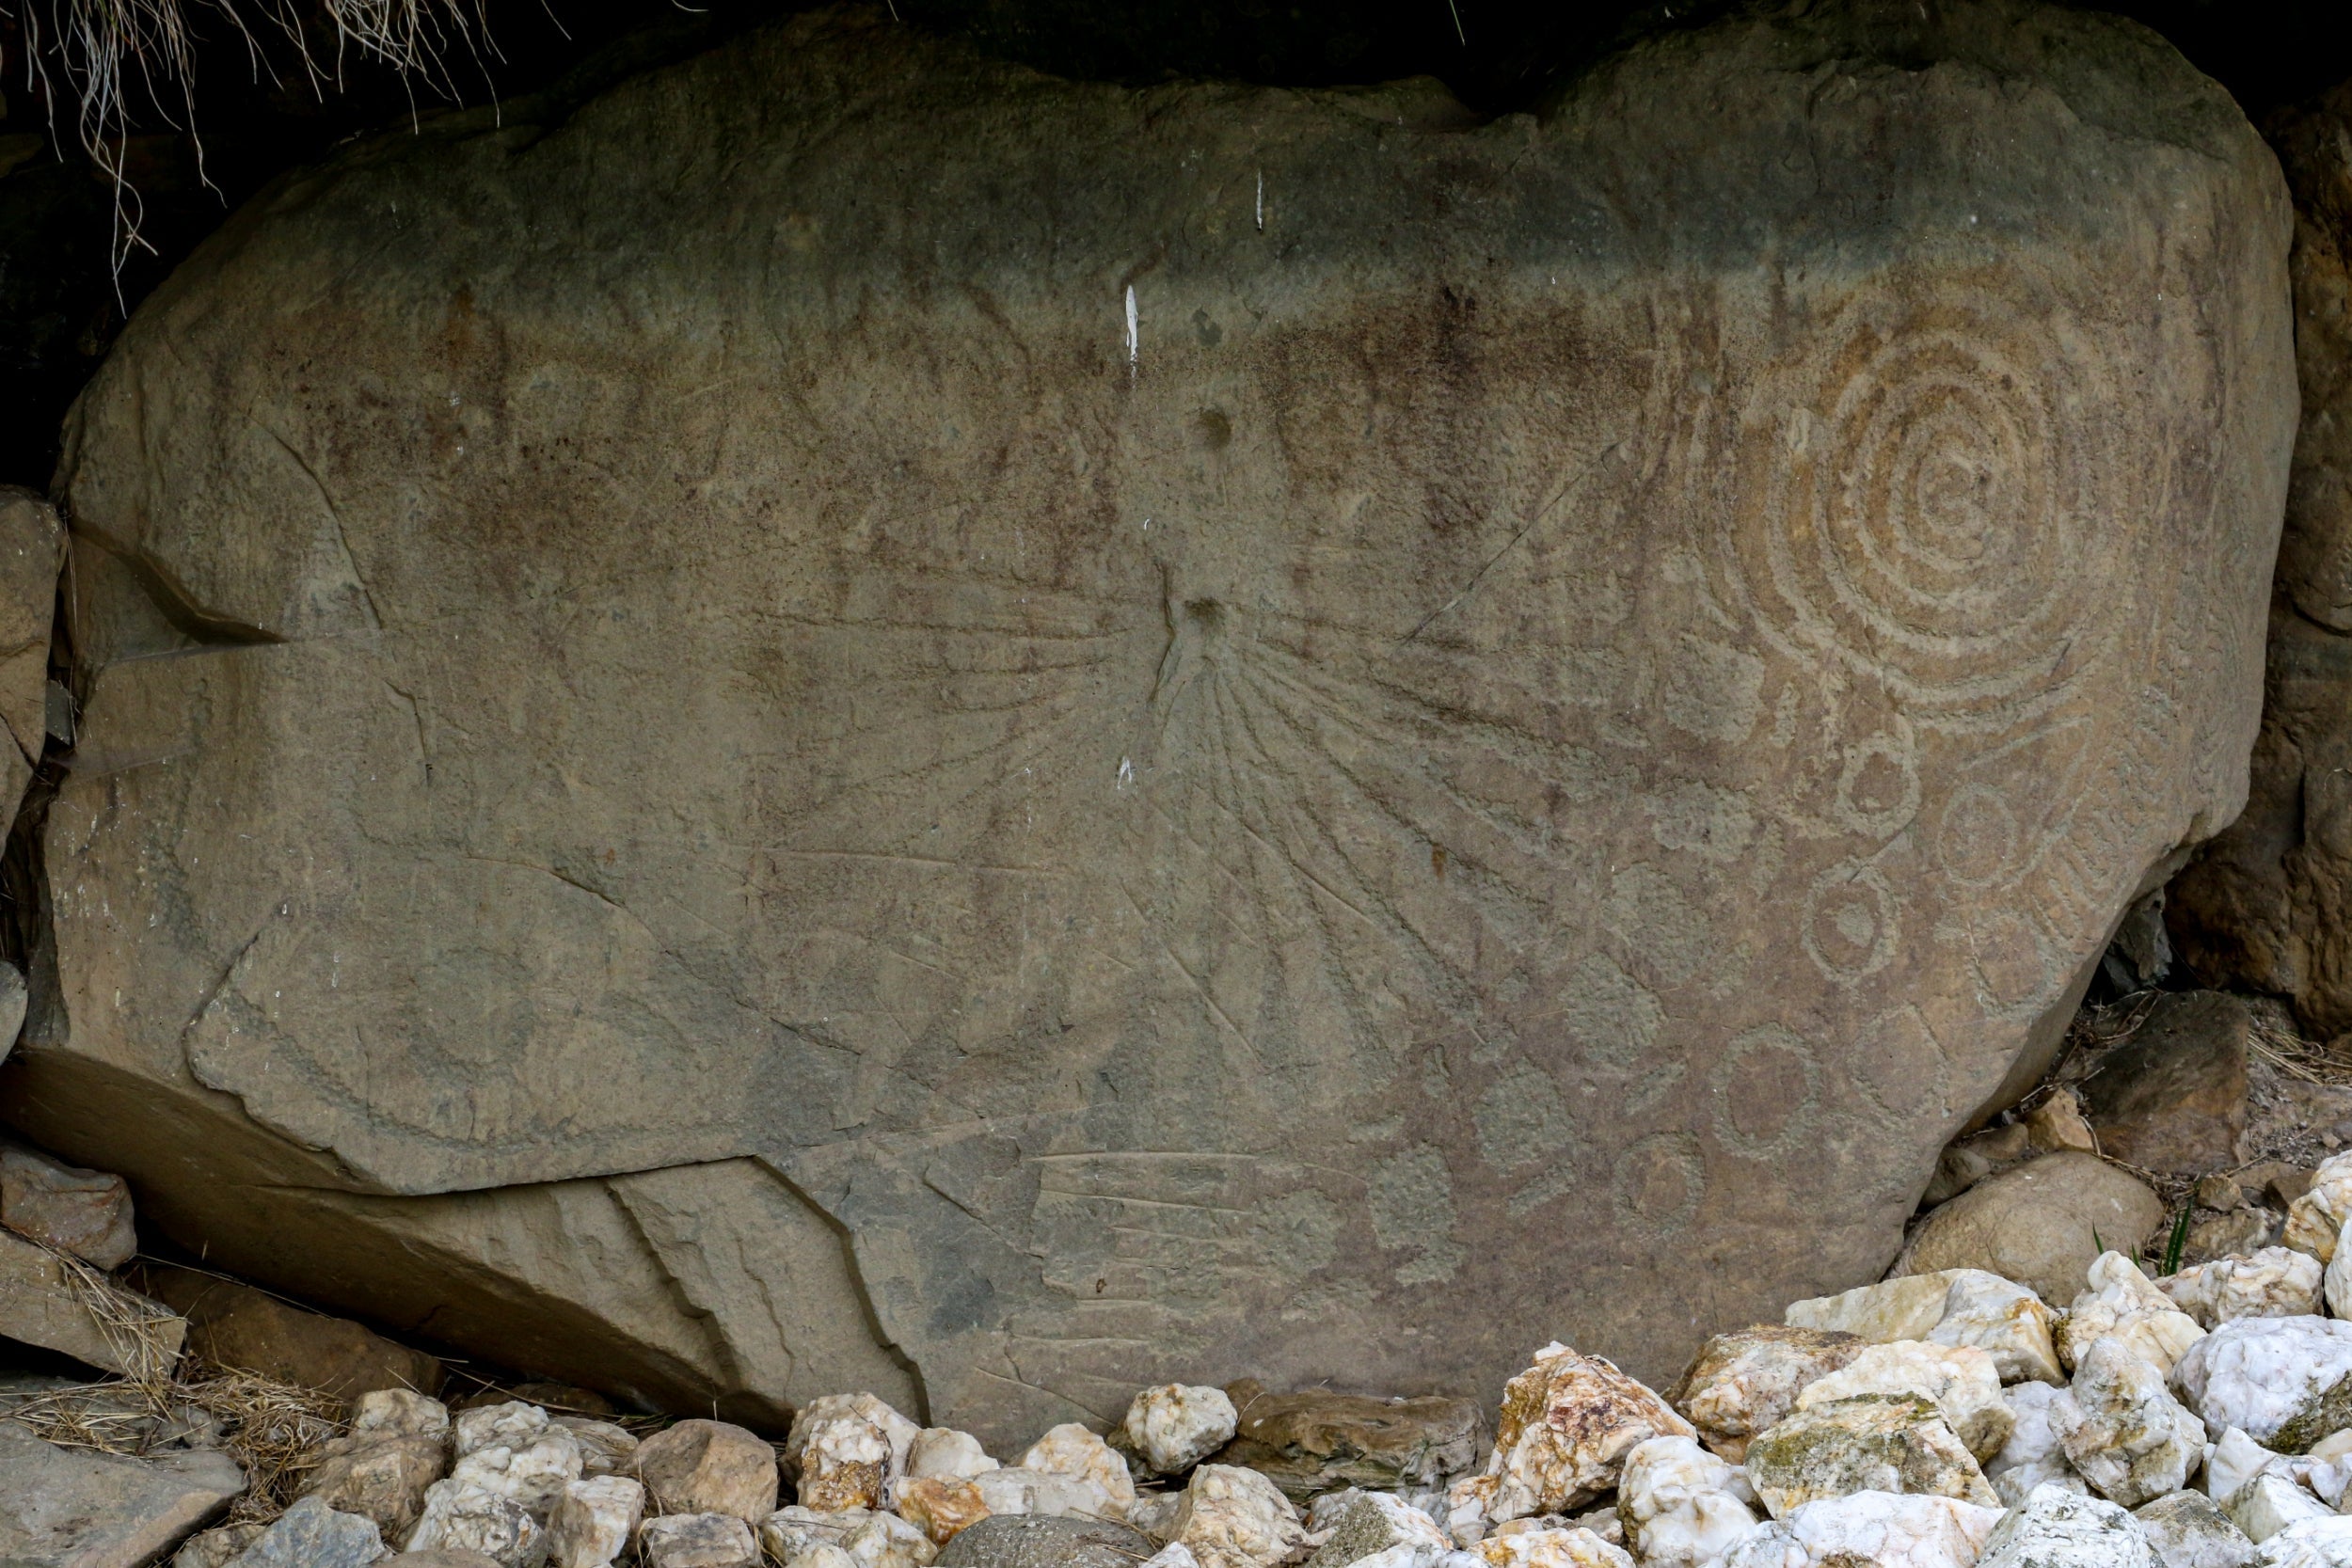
[1899,1157,2168,1311]
[1978,1483,2152,1568]
[135,1263,440,1401]
[15,0,2295,1439]
[1742,1396,1996,1518]
[1473,1529,1629,1568]
[1721,1492,2004,1568]
[1211,1381,1483,1497]
[0,1144,135,1269]
[0,489,64,859]
[1478,1344,1693,1519]
[544,1476,644,1568]
[224,1496,389,1568]
[1668,1326,1867,1464]
[300,1432,448,1540]
[178,1525,267,1568]
[2077,993,2252,1176]
[641,1513,760,1568]
[1987,1382,2088,1510]
[1794,1342,2011,1463]
[2163,1251,2324,1328]
[936,1516,1158,1568]
[1018,1425,1136,1513]
[2060,1254,2206,1378]
[1168,1465,1303,1568]
[0,1227,183,1378]
[635,1420,778,1523]
[1123,1387,1237,1479]
[2252,1518,2352,1568]
[785,1399,914,1514]
[0,1424,246,1568]
[2135,1491,2256,1568]
[2173,1318,2352,1451]
[1613,1436,1760,1568]
[1304,1491,1451,1568]
[2054,1338,2205,1508]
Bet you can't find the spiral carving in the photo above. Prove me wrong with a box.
[1725,283,2123,724]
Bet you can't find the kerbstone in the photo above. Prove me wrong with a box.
[8,0,2295,1439]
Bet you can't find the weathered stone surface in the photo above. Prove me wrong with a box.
[2135,1491,2256,1568]
[0,1144,135,1268]
[2059,1254,2206,1377]
[1123,1387,1237,1480]
[1018,1424,1136,1513]
[1722,1492,2003,1568]
[1168,1465,1302,1568]
[2224,1476,2333,1546]
[1304,1490,1450,1568]
[1794,1341,2011,1462]
[1932,1272,2064,1387]
[2172,79,2352,1043]
[1479,1344,1693,1519]
[1613,1436,1759,1568]
[554,1418,637,1477]
[8,0,2294,1439]
[403,1479,542,1566]
[178,1524,267,1568]
[545,1476,644,1568]
[0,1424,245,1568]
[2284,1158,2352,1262]
[1987,1382,2087,1510]
[0,1227,183,1377]
[1786,1277,1956,1346]
[937,1515,1158,1568]
[785,1399,913,1513]
[1899,1157,2168,1308]
[2077,993,2252,1176]
[898,1480,994,1544]
[2054,1338,2205,1507]
[446,1425,583,1520]
[300,1431,447,1539]
[1668,1325,1867,1464]
[2162,1251,2324,1328]
[637,1419,778,1522]
[1742,1396,1996,1518]
[137,1263,442,1401]
[1212,1381,1482,1497]
[969,1465,1120,1522]
[909,1430,999,1482]
[642,1513,760,1568]
[225,1496,390,1568]
[2173,1318,2352,1451]
[1979,1483,2151,1568]
[2253,1519,2352,1568]
[1472,1528,1629,1568]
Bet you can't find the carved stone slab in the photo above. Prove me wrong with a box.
[7,0,2292,1439]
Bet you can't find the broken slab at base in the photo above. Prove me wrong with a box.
[0,1227,183,1378]
[0,1422,246,1568]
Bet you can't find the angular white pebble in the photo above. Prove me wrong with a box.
[2253,1516,2352,1568]
[404,1478,542,1567]
[1123,1387,1240,1477]
[2055,1337,2205,1507]
[1720,1491,2004,1568]
[1306,1492,1452,1568]
[1978,1482,2152,1568]
[1930,1273,2065,1387]
[2283,1157,2352,1263]
[1615,1436,1759,1568]
[545,1476,644,1568]
[1473,1528,1631,1568]
[1987,1382,2088,1510]
[907,1430,998,1482]
[2225,1475,2333,1545]
[1020,1424,1137,1513]
[453,1402,551,1460]
[2162,1251,2324,1328]
[2062,1256,2206,1377]
[1170,1465,1305,1568]
[1796,1342,2013,1462]
[2132,1490,2256,1568]
[640,1512,760,1568]
[2171,1317,2352,1451]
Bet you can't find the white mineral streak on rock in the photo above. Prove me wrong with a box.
[1444,1477,1495,1548]
[2061,1256,2208,1377]
[1720,1492,2004,1568]
[1931,1273,2066,1387]
[2162,1251,2325,1328]
[1307,1491,1453,1568]
[447,1427,585,1521]
[1987,1381,2089,1509]
[1473,1529,1632,1568]
[1142,1545,1204,1568]
[2225,1475,2334,1544]
[2134,1490,2257,1568]
[1796,1342,2014,1462]
[1479,1344,1695,1520]
[1742,1397,1996,1518]
[2297,1432,2352,1508]
[1978,1482,2153,1568]
[545,1476,645,1568]
[2172,1318,2352,1450]
[2252,1517,2352,1568]
[2283,1157,2352,1262]
[908,1431,999,1481]
[404,1478,544,1566]
[641,1512,761,1568]
[1123,1387,1241,1478]
[787,1397,921,1513]
[2325,1226,2352,1322]
[1170,1465,1306,1568]
[1669,1327,1867,1464]
[1787,1278,1956,1345]
[1020,1424,1138,1513]
[1615,1437,1760,1568]
[453,1402,551,1460]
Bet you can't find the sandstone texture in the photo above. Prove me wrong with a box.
[1213,1381,1483,1497]
[0,1423,245,1568]
[1899,1158,2168,1309]
[936,1515,1158,1568]
[137,1263,443,1401]
[2076,994,2252,1176]
[0,1226,183,1377]
[3,0,2294,1433]
[0,1142,135,1267]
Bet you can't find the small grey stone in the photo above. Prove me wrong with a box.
[2135,1492,2256,1568]
[175,1525,266,1568]
[936,1515,1158,1568]
[227,1496,389,1568]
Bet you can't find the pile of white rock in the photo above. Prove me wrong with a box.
[174,1149,2352,1568]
